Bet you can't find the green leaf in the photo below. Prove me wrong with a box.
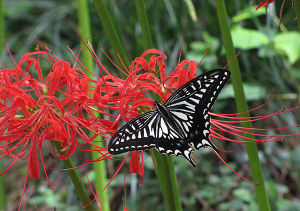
[231,26,269,50]
[233,188,252,202]
[232,6,266,23]
[219,83,266,100]
[289,68,300,81]
[274,32,300,64]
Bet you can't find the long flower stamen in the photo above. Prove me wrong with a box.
[213,150,258,185]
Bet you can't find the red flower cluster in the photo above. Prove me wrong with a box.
[93,49,196,121]
[0,49,110,182]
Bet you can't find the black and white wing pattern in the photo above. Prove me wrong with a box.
[108,69,231,166]
[159,69,230,161]
[108,111,159,154]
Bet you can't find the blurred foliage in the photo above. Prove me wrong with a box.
[1,0,300,210]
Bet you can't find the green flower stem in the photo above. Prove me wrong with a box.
[294,0,300,32]
[0,162,5,211]
[151,150,168,204]
[92,0,130,69]
[55,143,94,211]
[215,1,271,211]
[77,0,94,72]
[77,1,110,210]
[135,1,182,210]
[0,0,6,209]
[153,151,182,211]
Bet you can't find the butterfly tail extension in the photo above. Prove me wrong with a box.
[182,150,197,167]
[205,138,219,153]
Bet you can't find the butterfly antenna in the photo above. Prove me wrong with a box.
[213,150,258,185]
[223,51,240,69]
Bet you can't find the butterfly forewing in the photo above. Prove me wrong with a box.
[108,111,159,154]
[109,111,187,154]
[165,69,230,150]
[165,69,230,111]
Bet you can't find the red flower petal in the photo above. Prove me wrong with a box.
[130,151,144,176]
[256,0,275,10]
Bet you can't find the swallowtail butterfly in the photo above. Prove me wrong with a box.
[108,69,231,166]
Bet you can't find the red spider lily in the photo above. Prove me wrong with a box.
[96,49,300,181]
[92,48,200,175]
[0,49,112,191]
[254,0,275,10]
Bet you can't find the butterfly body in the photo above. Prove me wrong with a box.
[108,69,231,166]
[154,101,187,139]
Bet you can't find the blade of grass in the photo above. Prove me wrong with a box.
[55,142,95,211]
[92,0,130,69]
[135,1,182,210]
[0,0,6,209]
[135,0,153,49]
[215,1,271,210]
[77,1,110,210]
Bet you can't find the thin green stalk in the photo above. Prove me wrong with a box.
[0,0,6,209]
[0,162,5,211]
[150,150,168,204]
[77,1,110,210]
[215,1,271,210]
[294,0,300,32]
[92,0,130,69]
[77,0,94,73]
[153,151,182,211]
[55,143,94,211]
[135,1,182,210]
